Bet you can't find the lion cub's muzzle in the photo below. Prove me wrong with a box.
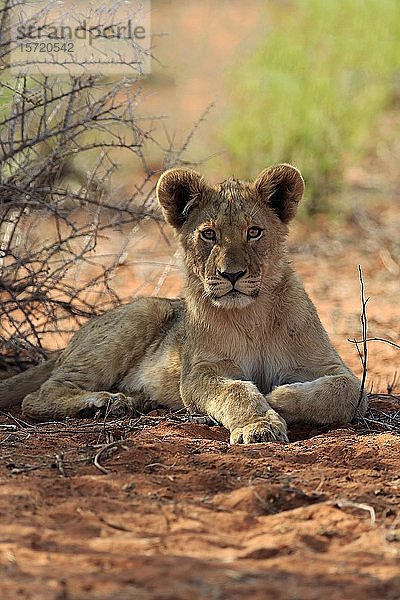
[204,268,262,307]
[217,269,247,286]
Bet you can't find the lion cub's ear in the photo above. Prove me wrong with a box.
[253,163,305,223]
[157,168,208,230]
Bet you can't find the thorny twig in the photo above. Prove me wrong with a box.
[348,267,400,422]
[348,266,369,418]
[357,265,369,411]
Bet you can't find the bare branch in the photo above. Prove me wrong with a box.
[0,1,206,371]
[348,265,369,417]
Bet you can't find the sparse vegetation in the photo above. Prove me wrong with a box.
[223,0,400,212]
[0,2,192,369]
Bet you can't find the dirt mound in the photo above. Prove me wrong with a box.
[0,397,399,599]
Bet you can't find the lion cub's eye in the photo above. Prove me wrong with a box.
[247,226,263,241]
[200,228,217,242]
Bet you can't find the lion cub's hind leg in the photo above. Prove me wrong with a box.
[20,298,177,421]
[22,383,152,421]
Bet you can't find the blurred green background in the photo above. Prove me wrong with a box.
[144,0,400,215]
[223,0,400,212]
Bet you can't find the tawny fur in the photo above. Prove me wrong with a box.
[0,164,367,443]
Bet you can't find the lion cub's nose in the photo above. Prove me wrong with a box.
[218,270,247,285]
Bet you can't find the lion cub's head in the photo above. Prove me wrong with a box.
[157,164,304,309]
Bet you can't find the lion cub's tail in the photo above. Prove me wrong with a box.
[0,355,58,408]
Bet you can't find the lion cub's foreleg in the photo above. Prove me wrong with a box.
[181,360,289,444]
[266,373,368,426]
[22,382,152,421]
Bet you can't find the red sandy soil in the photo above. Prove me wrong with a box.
[1,203,399,600]
[0,410,399,600]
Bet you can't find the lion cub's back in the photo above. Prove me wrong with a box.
[59,297,184,372]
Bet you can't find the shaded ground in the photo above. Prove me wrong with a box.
[0,402,399,600]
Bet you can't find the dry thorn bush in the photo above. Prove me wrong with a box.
[0,1,204,375]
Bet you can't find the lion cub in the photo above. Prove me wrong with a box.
[2,164,367,443]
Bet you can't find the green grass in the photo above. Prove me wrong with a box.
[223,0,400,213]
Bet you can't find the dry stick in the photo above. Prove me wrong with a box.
[335,499,376,527]
[93,441,127,475]
[353,265,369,418]
[55,452,66,477]
[98,516,132,532]
[349,337,400,352]
[349,267,400,407]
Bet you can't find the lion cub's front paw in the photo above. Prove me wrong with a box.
[82,392,134,419]
[230,411,289,444]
